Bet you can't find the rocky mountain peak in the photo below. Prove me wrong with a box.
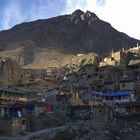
[70,9,84,23]
[71,9,84,16]
[70,9,99,24]
[84,10,99,20]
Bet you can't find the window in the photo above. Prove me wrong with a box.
[87,75,91,79]
[95,68,99,72]
[22,120,26,125]
[122,84,125,87]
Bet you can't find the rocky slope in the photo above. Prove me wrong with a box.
[0,47,99,69]
[0,9,139,69]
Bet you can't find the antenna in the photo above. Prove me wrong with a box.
[122,48,125,52]
[111,49,113,57]
[112,49,113,53]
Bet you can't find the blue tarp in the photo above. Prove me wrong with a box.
[102,91,130,97]
[91,90,131,97]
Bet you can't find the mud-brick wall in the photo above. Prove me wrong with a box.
[0,117,26,136]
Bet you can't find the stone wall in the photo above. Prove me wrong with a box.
[30,114,63,131]
[0,117,27,136]
[92,106,110,130]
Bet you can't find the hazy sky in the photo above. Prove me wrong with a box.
[0,0,140,39]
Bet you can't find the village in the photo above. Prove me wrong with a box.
[1,45,140,139]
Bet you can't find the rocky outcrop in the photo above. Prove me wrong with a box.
[0,57,24,85]
[69,53,99,71]
[22,50,99,70]
[70,9,99,25]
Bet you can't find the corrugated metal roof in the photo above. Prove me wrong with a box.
[0,87,25,95]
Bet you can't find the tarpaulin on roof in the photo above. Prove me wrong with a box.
[102,91,131,97]
[91,90,131,97]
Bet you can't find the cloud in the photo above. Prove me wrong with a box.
[63,0,106,14]
[96,0,106,6]
[97,0,140,39]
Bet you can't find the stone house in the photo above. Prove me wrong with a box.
[78,64,98,76]
[128,60,140,71]
[127,44,140,53]
[119,80,136,91]
[44,89,58,104]
[0,88,27,117]
[63,72,79,88]
[119,79,140,99]
[100,57,116,67]
[0,88,34,136]
[44,67,57,81]
[103,80,116,91]
[34,101,50,116]
[55,87,84,106]
[92,66,121,91]
[90,90,135,105]
[0,117,28,136]
[102,91,134,104]
[100,51,127,67]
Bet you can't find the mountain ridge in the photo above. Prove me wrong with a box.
[0,9,139,69]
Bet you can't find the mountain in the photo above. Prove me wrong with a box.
[0,9,139,69]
